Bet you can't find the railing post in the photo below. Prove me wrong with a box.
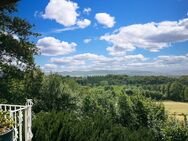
[19,110,23,141]
[25,99,33,141]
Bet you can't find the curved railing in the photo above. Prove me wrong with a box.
[0,99,33,141]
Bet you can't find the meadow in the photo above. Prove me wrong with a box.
[163,101,188,121]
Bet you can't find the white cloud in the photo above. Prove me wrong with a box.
[101,18,188,55]
[45,52,188,73]
[77,19,91,28]
[50,57,85,65]
[42,0,92,31]
[50,53,109,64]
[119,54,147,61]
[156,55,188,64]
[37,37,76,56]
[54,27,79,32]
[54,19,91,32]
[83,7,91,15]
[83,38,92,43]
[41,64,58,72]
[44,64,57,69]
[73,53,108,61]
[127,54,188,72]
[48,53,147,71]
[42,0,79,26]
[42,52,188,74]
[95,13,116,28]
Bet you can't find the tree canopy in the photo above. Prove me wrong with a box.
[0,2,39,79]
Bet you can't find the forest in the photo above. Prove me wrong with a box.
[1,71,188,141]
[0,2,188,141]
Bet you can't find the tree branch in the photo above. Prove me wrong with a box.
[0,0,19,7]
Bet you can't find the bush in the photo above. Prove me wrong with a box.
[32,112,155,141]
[0,110,14,134]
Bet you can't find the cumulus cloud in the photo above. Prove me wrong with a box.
[127,54,188,72]
[42,0,91,32]
[44,64,57,69]
[50,53,109,64]
[101,18,188,55]
[41,64,58,72]
[83,7,91,15]
[37,37,76,56]
[54,19,91,32]
[156,55,188,64]
[43,52,188,73]
[83,38,92,43]
[48,53,147,71]
[50,57,85,65]
[95,13,116,28]
[77,19,91,28]
[73,53,109,61]
[42,0,79,26]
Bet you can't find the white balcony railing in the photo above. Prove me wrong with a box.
[0,99,33,141]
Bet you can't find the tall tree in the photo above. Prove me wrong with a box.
[0,2,40,104]
[0,2,39,79]
[169,82,184,101]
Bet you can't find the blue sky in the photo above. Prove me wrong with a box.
[16,0,188,73]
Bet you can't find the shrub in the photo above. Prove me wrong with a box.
[0,110,14,134]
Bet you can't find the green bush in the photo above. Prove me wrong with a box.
[32,112,155,141]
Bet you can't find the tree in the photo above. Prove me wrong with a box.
[34,74,77,112]
[169,82,184,101]
[0,0,19,7]
[0,2,40,104]
[0,2,39,79]
[184,87,188,102]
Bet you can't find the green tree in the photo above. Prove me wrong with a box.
[184,87,188,101]
[0,3,39,79]
[117,94,138,129]
[0,2,39,104]
[169,82,184,101]
[23,68,44,99]
[35,74,76,112]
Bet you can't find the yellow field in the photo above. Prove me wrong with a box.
[162,101,188,121]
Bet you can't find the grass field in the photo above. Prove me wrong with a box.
[162,101,188,121]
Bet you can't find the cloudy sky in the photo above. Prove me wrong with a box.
[16,0,188,73]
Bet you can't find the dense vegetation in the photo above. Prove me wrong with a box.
[1,71,188,141]
[76,75,188,102]
[0,2,188,141]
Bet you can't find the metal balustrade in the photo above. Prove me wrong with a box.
[0,99,33,141]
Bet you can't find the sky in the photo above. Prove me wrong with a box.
[15,0,188,74]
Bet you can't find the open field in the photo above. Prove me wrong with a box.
[162,101,188,121]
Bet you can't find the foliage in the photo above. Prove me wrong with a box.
[33,74,77,112]
[32,112,155,141]
[0,2,40,104]
[160,120,188,141]
[77,75,188,102]
[0,110,14,134]
[0,3,39,79]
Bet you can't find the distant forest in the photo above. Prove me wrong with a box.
[76,75,188,102]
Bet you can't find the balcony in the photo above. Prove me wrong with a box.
[0,99,33,141]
